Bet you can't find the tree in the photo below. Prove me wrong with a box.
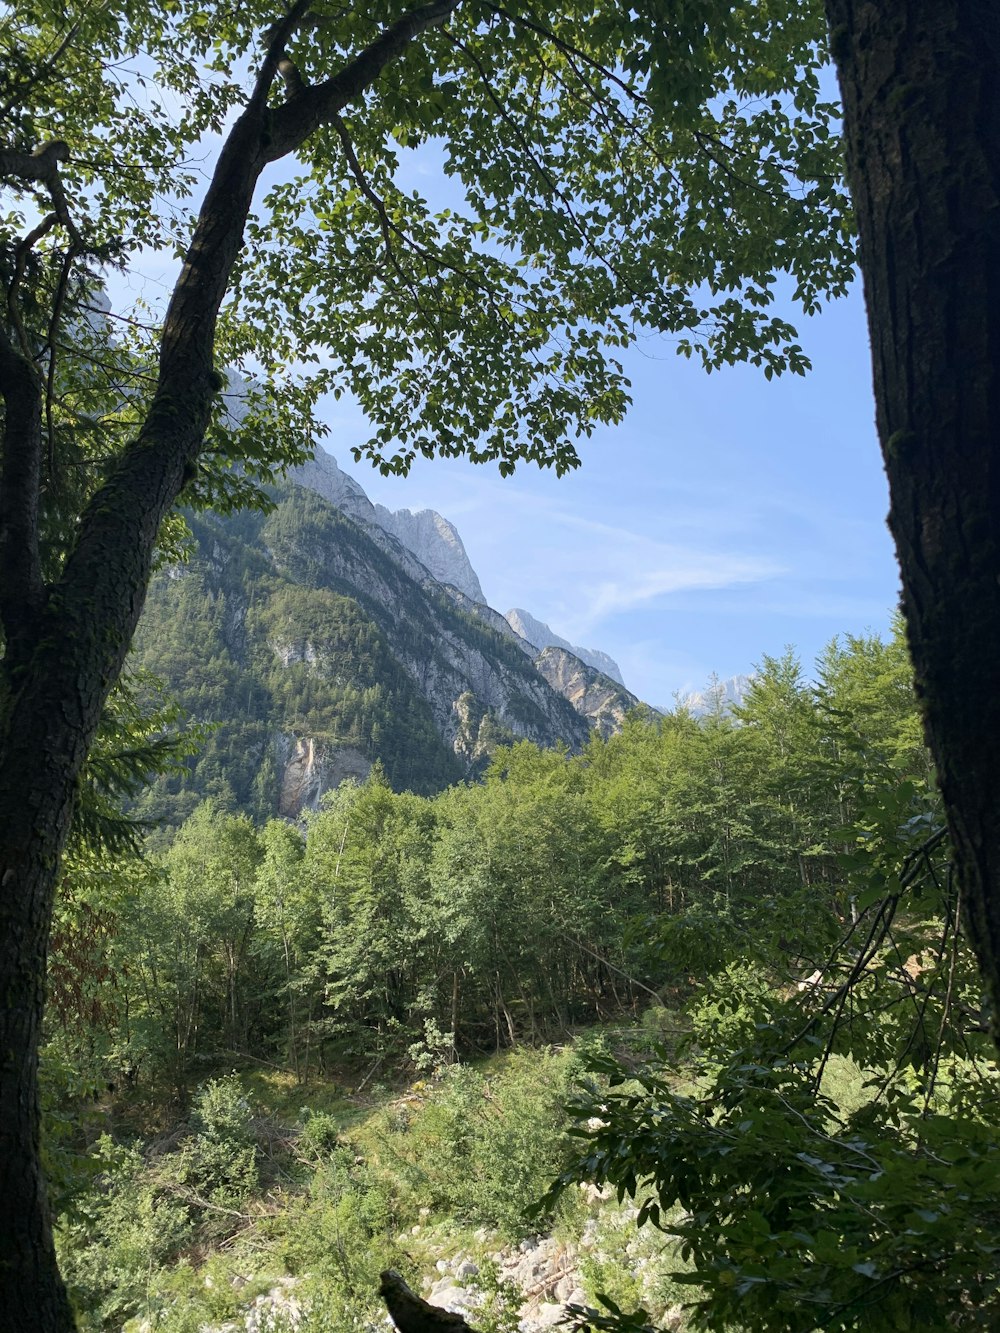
[0,1,849,1323]
[822,3,1000,1037]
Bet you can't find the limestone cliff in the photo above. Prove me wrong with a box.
[505,608,626,686]
[292,450,485,602]
[133,484,595,822]
[532,647,642,740]
[276,736,372,818]
[372,505,485,602]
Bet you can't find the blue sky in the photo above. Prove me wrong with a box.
[321,280,899,706]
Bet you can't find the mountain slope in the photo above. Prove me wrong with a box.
[505,607,626,685]
[132,485,594,822]
[532,647,642,739]
[291,451,485,600]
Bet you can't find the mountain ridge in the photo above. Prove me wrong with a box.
[292,450,628,689]
[133,480,640,821]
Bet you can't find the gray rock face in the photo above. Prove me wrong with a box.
[677,673,754,717]
[532,647,641,740]
[290,449,377,526]
[268,488,593,765]
[275,735,372,818]
[283,450,643,761]
[373,504,485,602]
[505,609,626,687]
[292,450,485,601]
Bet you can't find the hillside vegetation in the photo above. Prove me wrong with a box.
[45,619,1000,1330]
[130,485,599,828]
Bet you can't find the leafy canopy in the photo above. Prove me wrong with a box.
[4,0,851,499]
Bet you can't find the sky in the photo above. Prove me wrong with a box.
[318,281,899,707]
[101,66,901,710]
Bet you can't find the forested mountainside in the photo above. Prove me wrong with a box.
[131,482,639,825]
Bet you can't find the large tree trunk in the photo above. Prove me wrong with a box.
[825,2,1000,1030]
[0,395,219,1333]
[0,9,458,1324]
[0,111,264,1333]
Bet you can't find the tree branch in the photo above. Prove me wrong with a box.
[0,22,79,122]
[0,142,81,249]
[51,0,466,727]
[266,0,460,160]
[443,29,643,304]
[0,324,44,657]
[44,240,82,472]
[329,113,439,342]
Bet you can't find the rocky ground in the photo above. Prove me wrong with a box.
[210,1191,687,1333]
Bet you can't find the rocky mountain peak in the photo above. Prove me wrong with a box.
[292,450,484,602]
[505,608,626,687]
[372,504,485,602]
[532,647,641,740]
[676,673,754,717]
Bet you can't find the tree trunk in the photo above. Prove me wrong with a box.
[0,766,77,1327]
[825,2,1000,1032]
[0,7,459,1321]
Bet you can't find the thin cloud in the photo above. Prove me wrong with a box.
[561,554,784,640]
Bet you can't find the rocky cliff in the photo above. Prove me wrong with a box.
[133,484,596,822]
[291,451,485,601]
[505,607,626,685]
[532,646,642,740]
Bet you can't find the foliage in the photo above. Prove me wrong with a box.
[362,1048,579,1238]
[56,621,937,1105]
[57,1076,289,1329]
[2,0,852,552]
[51,616,997,1328]
[546,775,1000,1331]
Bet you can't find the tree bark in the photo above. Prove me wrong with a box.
[0,5,459,1325]
[825,2,1000,1033]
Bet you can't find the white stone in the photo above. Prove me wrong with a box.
[527,1302,569,1330]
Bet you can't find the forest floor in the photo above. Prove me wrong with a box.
[55,1019,716,1333]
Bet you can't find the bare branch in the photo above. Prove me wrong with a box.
[329,113,439,343]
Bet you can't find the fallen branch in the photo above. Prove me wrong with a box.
[381,1270,481,1333]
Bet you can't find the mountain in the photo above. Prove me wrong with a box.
[532,647,642,739]
[291,451,485,600]
[504,608,626,685]
[292,454,629,689]
[132,482,625,823]
[675,674,754,717]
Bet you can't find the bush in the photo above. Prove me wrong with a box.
[278,1147,407,1326]
[371,1048,577,1238]
[186,1074,260,1204]
[58,1138,195,1330]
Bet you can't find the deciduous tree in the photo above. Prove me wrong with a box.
[823,1,1000,1037]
